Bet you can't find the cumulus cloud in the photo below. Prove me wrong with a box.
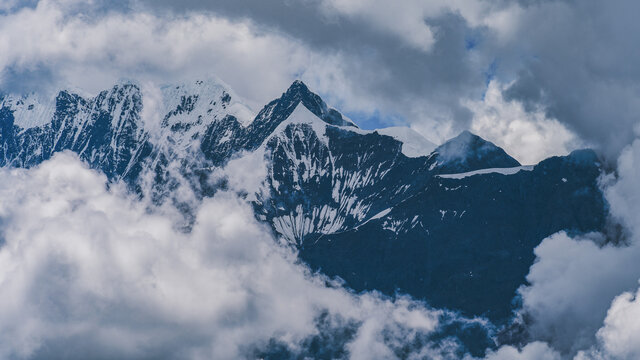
[0,0,338,108]
[0,151,469,359]
[467,80,579,164]
[3,1,640,358]
[315,0,524,51]
[496,0,640,159]
[482,342,561,360]
[0,0,489,148]
[587,289,640,359]
[518,232,640,355]
[571,140,640,359]
[209,148,270,202]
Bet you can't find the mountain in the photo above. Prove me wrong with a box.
[0,79,607,348]
[431,130,522,173]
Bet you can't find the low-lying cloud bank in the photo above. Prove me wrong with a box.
[0,152,479,359]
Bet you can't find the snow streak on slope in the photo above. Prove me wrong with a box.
[261,104,434,245]
[265,104,355,243]
[437,166,535,179]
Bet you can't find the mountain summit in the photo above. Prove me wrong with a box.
[433,130,521,173]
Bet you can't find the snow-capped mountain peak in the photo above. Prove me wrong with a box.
[160,78,254,129]
[278,80,356,128]
[432,130,520,172]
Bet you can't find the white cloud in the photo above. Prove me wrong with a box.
[518,232,640,355]
[589,289,640,359]
[0,0,591,164]
[317,0,525,52]
[0,151,461,359]
[210,148,269,202]
[0,0,22,11]
[482,342,561,360]
[467,81,579,164]
[0,0,345,108]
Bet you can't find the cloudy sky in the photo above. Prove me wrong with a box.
[2,1,640,360]
[1,0,638,164]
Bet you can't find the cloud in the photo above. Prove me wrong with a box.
[315,0,526,51]
[518,232,640,355]
[0,0,336,109]
[496,0,640,159]
[588,289,640,359]
[570,140,640,360]
[131,0,633,160]
[467,80,578,164]
[482,342,561,360]
[0,0,491,144]
[0,151,470,359]
[3,1,640,358]
[6,0,634,164]
[154,0,640,160]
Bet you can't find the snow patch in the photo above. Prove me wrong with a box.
[1,93,56,129]
[160,78,254,128]
[371,208,392,220]
[437,166,534,179]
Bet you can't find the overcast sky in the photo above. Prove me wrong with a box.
[1,0,638,163]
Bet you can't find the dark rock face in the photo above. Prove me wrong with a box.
[0,79,608,331]
[299,150,605,323]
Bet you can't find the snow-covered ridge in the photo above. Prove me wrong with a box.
[1,78,255,134]
[160,78,254,128]
[1,78,436,163]
[437,166,534,179]
[375,126,436,158]
[269,101,437,159]
[0,93,56,129]
[264,103,366,148]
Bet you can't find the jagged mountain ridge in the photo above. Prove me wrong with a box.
[0,79,607,330]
